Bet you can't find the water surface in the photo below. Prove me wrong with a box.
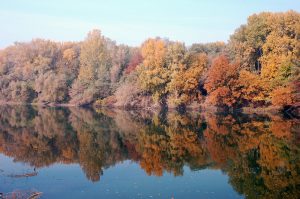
[0,106,299,198]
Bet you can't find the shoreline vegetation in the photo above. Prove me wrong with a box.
[0,101,293,117]
[0,11,299,115]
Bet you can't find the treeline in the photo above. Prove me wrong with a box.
[0,11,299,111]
[0,106,299,198]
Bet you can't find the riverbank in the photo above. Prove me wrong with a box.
[1,100,299,117]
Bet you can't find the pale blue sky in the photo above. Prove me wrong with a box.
[0,0,299,48]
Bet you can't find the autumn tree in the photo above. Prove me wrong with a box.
[204,55,241,107]
[138,38,169,104]
[0,11,299,110]
[124,48,143,75]
[8,81,35,102]
[238,70,269,106]
[109,44,130,85]
[271,84,298,107]
[35,72,69,103]
[228,12,271,72]
[70,30,112,105]
[167,43,208,108]
[60,42,81,81]
[260,11,300,88]
[190,41,225,60]
[228,11,300,109]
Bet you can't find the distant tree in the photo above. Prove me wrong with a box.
[190,41,226,59]
[124,49,143,74]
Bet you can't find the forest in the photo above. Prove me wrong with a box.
[0,11,299,112]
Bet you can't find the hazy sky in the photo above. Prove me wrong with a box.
[1,0,299,48]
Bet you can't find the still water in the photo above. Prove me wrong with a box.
[0,105,299,199]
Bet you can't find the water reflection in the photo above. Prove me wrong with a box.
[0,105,299,198]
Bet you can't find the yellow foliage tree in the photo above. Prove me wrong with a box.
[138,38,169,103]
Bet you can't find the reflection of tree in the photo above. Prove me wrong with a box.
[0,106,299,198]
[69,108,128,182]
[0,106,78,167]
[204,113,300,199]
[133,111,209,176]
[257,134,300,198]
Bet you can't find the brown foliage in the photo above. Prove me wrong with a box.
[204,55,240,107]
[271,84,298,107]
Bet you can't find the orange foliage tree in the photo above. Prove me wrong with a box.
[204,55,241,107]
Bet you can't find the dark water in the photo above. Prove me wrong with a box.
[0,106,299,199]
